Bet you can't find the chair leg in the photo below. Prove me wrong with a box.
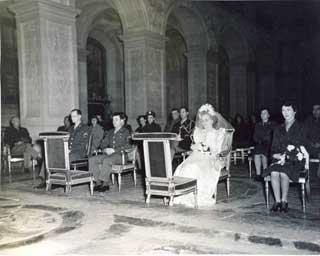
[301,183,306,213]
[66,184,71,194]
[169,195,174,206]
[133,169,137,187]
[194,188,198,209]
[306,179,311,202]
[90,180,94,196]
[226,177,230,197]
[146,194,151,204]
[118,174,121,192]
[248,158,252,178]
[111,174,115,185]
[163,197,168,205]
[46,181,51,191]
[241,150,245,164]
[32,160,36,185]
[265,180,270,209]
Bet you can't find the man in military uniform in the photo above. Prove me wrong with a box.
[142,111,162,132]
[69,109,90,162]
[172,107,195,152]
[89,112,131,192]
[37,109,89,188]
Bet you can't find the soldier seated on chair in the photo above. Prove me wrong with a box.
[37,109,90,189]
[89,112,131,192]
[4,116,42,173]
[142,111,162,132]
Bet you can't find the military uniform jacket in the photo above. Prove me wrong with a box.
[172,118,195,150]
[100,127,131,154]
[68,122,90,158]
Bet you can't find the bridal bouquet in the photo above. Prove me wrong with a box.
[284,145,305,164]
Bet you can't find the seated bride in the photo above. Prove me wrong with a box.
[174,103,233,208]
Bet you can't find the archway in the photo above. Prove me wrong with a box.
[164,3,209,116]
[76,2,124,124]
[165,28,188,114]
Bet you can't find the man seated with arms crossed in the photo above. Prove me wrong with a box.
[4,116,42,172]
[89,112,131,192]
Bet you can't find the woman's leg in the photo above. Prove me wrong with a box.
[261,155,268,171]
[254,154,261,176]
[270,171,281,202]
[280,172,290,202]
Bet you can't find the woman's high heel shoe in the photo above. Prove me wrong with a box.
[270,202,281,212]
[280,202,289,213]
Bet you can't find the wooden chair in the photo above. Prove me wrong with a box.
[40,132,94,195]
[230,146,254,178]
[111,146,137,192]
[132,132,198,207]
[182,129,235,199]
[264,152,310,213]
[2,126,37,183]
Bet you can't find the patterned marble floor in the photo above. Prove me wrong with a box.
[0,162,320,254]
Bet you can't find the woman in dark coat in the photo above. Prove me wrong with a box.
[263,102,307,212]
[253,108,275,181]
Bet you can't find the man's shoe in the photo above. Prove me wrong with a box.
[99,185,110,192]
[94,185,102,191]
[35,182,46,189]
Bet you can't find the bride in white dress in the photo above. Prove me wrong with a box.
[174,103,233,208]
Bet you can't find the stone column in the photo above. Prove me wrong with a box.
[206,50,219,110]
[78,48,88,124]
[122,30,166,128]
[9,0,80,138]
[188,46,207,116]
[229,62,248,118]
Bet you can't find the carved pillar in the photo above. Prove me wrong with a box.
[78,48,88,124]
[188,46,207,116]
[122,31,166,128]
[229,62,248,117]
[9,0,80,138]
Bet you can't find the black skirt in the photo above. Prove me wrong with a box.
[263,160,305,182]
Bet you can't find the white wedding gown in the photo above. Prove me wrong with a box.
[174,127,226,208]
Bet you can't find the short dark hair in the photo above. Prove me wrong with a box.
[282,100,297,112]
[9,116,20,127]
[260,107,270,114]
[71,109,82,115]
[171,108,179,113]
[113,112,126,120]
[180,106,189,112]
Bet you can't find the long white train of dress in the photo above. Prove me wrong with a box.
[174,128,226,208]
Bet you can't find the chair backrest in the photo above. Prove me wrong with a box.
[132,133,177,179]
[220,129,235,155]
[39,132,70,171]
[86,134,93,157]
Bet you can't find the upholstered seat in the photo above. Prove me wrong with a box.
[132,132,198,207]
[40,132,94,195]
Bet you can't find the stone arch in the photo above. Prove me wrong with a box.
[88,30,124,113]
[164,1,211,115]
[218,25,252,118]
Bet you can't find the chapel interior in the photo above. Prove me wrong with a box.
[0,0,320,255]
